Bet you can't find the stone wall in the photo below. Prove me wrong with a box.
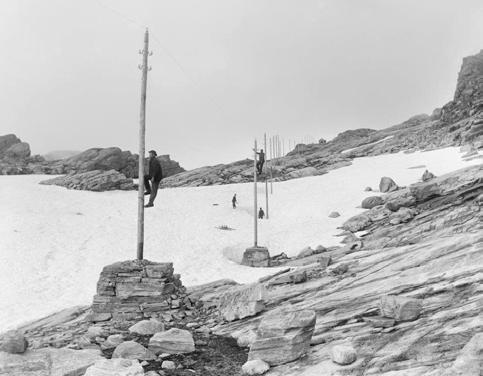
[91,260,185,322]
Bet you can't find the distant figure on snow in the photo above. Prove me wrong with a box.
[144,150,163,208]
[258,207,265,219]
[232,194,237,209]
[256,149,265,174]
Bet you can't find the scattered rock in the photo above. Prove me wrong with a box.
[242,359,270,375]
[296,246,324,258]
[101,334,124,350]
[364,187,372,191]
[236,329,258,348]
[112,341,156,361]
[380,295,422,322]
[379,177,398,193]
[84,358,144,376]
[0,330,28,354]
[248,307,316,365]
[422,169,436,181]
[218,283,266,321]
[148,328,195,354]
[361,196,384,209]
[129,319,165,336]
[410,181,442,202]
[86,326,105,339]
[327,263,349,276]
[330,344,357,365]
[161,360,176,369]
[328,211,340,218]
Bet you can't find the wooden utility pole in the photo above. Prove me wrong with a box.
[137,28,150,260]
[264,133,269,219]
[253,139,258,247]
[269,136,273,194]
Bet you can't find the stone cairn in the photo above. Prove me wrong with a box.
[90,260,185,322]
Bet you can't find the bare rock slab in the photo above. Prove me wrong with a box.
[380,295,422,322]
[148,328,195,354]
[330,344,357,365]
[0,348,103,376]
[248,307,316,366]
[84,358,144,376]
[218,283,266,321]
[242,247,270,267]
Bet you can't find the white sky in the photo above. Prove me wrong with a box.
[0,0,482,169]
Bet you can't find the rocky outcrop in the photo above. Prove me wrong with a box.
[0,330,28,354]
[84,359,144,376]
[247,307,316,366]
[39,170,135,191]
[218,283,266,322]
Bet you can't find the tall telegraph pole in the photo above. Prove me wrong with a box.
[264,133,269,219]
[137,28,150,260]
[253,139,258,247]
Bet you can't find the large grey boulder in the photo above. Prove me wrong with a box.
[148,328,195,354]
[112,340,156,360]
[422,169,436,181]
[361,196,384,209]
[330,344,357,365]
[379,177,398,193]
[84,358,144,376]
[0,330,28,354]
[248,307,316,366]
[218,283,266,321]
[129,319,165,336]
[242,359,270,375]
[0,134,21,155]
[341,214,372,232]
[380,295,422,322]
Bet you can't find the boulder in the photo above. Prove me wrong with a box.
[422,170,436,181]
[0,330,28,354]
[161,360,176,369]
[364,187,372,191]
[296,246,322,258]
[242,247,270,267]
[84,359,144,376]
[112,341,156,360]
[410,182,442,202]
[86,326,106,339]
[0,348,103,376]
[341,214,372,232]
[328,211,340,218]
[380,295,422,322]
[148,328,195,354]
[318,138,327,144]
[330,344,357,365]
[129,319,165,336]
[218,283,266,321]
[248,307,316,366]
[236,329,258,348]
[242,359,270,375]
[385,194,416,212]
[0,134,22,155]
[379,177,398,193]
[361,196,384,209]
[101,334,124,350]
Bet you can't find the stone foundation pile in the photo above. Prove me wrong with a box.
[91,260,185,322]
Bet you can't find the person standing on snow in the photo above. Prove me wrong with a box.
[232,194,238,209]
[258,207,265,219]
[144,150,163,208]
[256,149,265,175]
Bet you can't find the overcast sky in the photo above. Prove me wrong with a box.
[0,0,482,169]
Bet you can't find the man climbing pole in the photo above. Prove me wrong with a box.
[256,148,265,175]
[232,193,237,209]
[258,207,265,219]
[144,150,163,208]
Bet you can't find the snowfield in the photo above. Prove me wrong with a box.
[0,147,480,331]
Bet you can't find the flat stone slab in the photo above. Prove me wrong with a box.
[218,283,266,321]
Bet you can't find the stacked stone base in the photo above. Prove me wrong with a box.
[91,260,185,322]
